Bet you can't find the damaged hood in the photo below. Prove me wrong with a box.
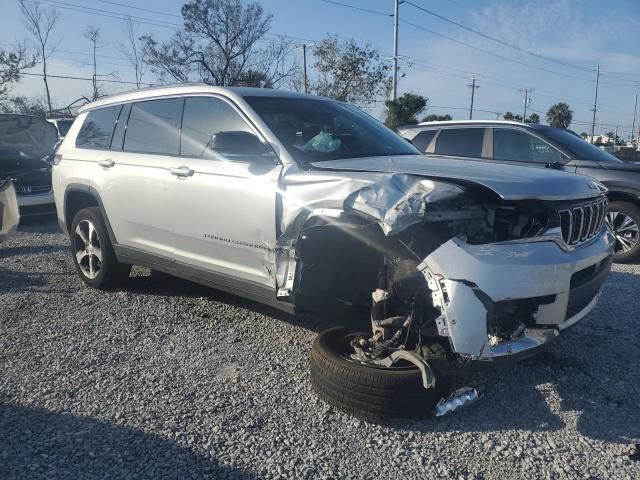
[311,155,606,201]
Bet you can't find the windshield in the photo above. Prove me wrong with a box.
[541,127,621,162]
[0,114,58,163]
[243,96,419,163]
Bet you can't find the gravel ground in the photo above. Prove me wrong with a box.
[1,217,639,480]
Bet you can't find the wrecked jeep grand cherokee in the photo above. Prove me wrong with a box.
[53,86,614,421]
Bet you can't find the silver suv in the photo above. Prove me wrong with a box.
[53,85,614,421]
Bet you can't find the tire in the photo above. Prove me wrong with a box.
[309,327,447,423]
[70,207,131,289]
[607,201,640,263]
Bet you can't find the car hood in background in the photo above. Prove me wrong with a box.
[311,155,606,201]
[595,161,640,172]
[0,114,58,172]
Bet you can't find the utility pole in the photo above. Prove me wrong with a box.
[467,77,479,119]
[590,65,600,144]
[391,0,400,101]
[302,44,308,93]
[614,124,618,150]
[521,89,530,123]
[632,90,638,142]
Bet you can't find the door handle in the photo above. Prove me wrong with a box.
[170,166,194,178]
[98,159,115,168]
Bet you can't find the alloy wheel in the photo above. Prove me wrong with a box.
[74,219,102,279]
[606,211,639,254]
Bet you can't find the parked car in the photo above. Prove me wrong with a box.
[0,177,20,242]
[0,114,59,216]
[46,117,74,140]
[53,86,613,421]
[399,120,640,262]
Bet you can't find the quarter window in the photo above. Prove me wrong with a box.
[124,98,183,155]
[435,128,484,157]
[411,130,437,152]
[76,106,121,149]
[180,96,254,159]
[493,129,562,163]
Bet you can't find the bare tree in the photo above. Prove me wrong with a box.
[83,25,103,101]
[142,0,296,87]
[0,42,35,96]
[117,16,147,89]
[18,0,60,116]
[310,36,390,106]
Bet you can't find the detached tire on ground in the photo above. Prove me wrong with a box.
[310,327,447,423]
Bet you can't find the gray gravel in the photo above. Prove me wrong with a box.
[1,217,639,480]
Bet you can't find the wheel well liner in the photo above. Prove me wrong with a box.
[63,185,117,244]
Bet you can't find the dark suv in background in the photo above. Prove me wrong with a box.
[399,120,640,262]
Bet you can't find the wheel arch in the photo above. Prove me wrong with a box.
[63,184,118,245]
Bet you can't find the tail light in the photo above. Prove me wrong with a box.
[53,153,63,165]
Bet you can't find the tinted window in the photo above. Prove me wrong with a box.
[124,98,182,155]
[181,97,254,158]
[411,130,437,152]
[76,106,121,149]
[539,126,621,162]
[56,119,73,137]
[494,129,562,163]
[435,128,484,157]
[244,96,418,163]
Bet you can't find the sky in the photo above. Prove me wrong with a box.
[2,0,640,138]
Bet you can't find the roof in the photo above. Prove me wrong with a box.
[79,84,316,113]
[399,120,549,130]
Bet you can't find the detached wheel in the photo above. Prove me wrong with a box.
[607,201,640,263]
[310,327,446,423]
[70,207,130,289]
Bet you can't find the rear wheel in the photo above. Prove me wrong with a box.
[70,207,130,288]
[607,201,640,263]
[309,327,447,423]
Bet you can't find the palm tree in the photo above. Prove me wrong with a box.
[546,102,573,129]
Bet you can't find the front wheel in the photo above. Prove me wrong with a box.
[70,207,131,289]
[607,201,640,263]
[309,327,447,423]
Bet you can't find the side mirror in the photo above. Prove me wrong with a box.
[210,131,273,156]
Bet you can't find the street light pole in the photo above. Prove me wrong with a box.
[391,0,400,101]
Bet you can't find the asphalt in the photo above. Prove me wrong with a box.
[0,217,638,479]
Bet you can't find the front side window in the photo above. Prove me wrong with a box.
[76,106,121,149]
[243,96,419,163]
[435,128,484,157]
[493,128,562,163]
[123,98,182,155]
[180,96,255,159]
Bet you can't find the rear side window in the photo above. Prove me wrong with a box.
[124,98,183,155]
[76,106,121,149]
[435,128,484,157]
[493,129,562,163]
[411,130,437,152]
[180,96,253,158]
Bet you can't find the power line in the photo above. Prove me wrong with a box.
[95,0,182,19]
[318,0,389,17]
[404,0,594,74]
[19,71,153,86]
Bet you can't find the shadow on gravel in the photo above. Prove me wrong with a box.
[0,244,67,258]
[0,402,258,480]
[17,214,60,232]
[0,267,49,290]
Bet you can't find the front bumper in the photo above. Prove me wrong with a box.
[420,227,614,361]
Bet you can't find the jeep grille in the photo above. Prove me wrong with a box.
[558,197,607,247]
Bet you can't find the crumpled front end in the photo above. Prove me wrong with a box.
[421,231,614,360]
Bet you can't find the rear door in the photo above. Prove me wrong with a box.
[96,97,184,258]
[433,127,488,158]
[167,95,282,287]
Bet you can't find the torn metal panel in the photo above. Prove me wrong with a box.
[419,232,614,359]
[343,173,466,235]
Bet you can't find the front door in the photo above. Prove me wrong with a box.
[167,95,282,288]
[490,128,568,169]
